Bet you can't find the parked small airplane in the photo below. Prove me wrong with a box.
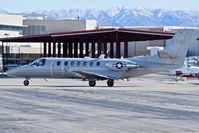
[161,65,199,81]
[6,30,190,87]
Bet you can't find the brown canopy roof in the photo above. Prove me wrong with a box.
[0,28,175,43]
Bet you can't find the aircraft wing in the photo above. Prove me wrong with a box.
[69,70,109,80]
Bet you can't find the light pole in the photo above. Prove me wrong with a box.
[2,33,9,74]
[1,41,3,75]
[4,33,9,38]
[4,33,9,72]
[197,38,199,66]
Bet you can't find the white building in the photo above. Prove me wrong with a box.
[0,14,23,37]
[0,14,24,71]
[23,19,97,35]
[0,18,97,66]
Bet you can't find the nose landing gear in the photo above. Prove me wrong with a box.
[23,79,30,86]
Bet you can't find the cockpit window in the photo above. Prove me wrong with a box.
[31,59,46,67]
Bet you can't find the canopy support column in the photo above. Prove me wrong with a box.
[103,42,107,58]
[98,39,102,57]
[110,42,114,58]
[53,40,56,57]
[79,42,84,58]
[116,31,120,58]
[69,42,73,58]
[74,42,78,58]
[1,42,4,73]
[63,42,67,57]
[43,42,47,57]
[48,42,51,57]
[85,42,89,57]
[92,42,95,58]
[57,42,61,57]
[124,39,128,58]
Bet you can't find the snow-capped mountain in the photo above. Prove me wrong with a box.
[0,10,9,14]
[6,7,199,27]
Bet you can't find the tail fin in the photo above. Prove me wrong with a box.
[163,29,191,65]
[129,30,191,66]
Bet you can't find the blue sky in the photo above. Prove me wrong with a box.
[1,0,199,13]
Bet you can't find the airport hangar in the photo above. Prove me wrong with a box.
[0,28,174,67]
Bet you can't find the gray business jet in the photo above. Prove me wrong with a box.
[7,30,190,87]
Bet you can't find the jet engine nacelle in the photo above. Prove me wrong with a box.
[106,59,139,71]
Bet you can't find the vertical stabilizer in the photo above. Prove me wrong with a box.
[128,29,192,66]
[164,29,192,64]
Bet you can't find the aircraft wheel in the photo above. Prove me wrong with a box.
[23,79,29,86]
[89,81,96,87]
[107,79,114,87]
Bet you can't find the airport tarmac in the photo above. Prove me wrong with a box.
[0,74,199,133]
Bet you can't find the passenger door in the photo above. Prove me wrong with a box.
[51,60,63,78]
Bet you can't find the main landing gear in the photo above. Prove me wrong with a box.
[88,79,115,87]
[107,79,114,87]
[89,81,96,87]
[23,79,30,86]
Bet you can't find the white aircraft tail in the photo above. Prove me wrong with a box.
[148,30,192,65]
[163,29,190,64]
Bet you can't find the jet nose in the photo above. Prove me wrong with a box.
[6,67,20,78]
[7,69,15,77]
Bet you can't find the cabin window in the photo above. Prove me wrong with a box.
[64,61,68,66]
[83,61,87,66]
[96,62,100,67]
[57,61,61,66]
[90,62,94,67]
[77,61,81,66]
[70,61,74,66]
